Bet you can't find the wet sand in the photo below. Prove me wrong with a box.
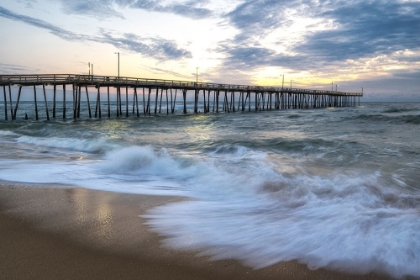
[0,184,393,280]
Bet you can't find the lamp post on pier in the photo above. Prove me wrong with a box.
[114,52,120,78]
[88,62,91,76]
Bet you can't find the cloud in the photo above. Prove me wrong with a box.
[391,69,420,80]
[0,6,191,61]
[148,67,192,80]
[298,1,420,61]
[222,0,420,71]
[55,0,213,19]
[98,30,192,60]
[0,6,86,41]
[58,0,125,19]
[0,62,32,73]
[218,43,323,72]
[225,0,287,31]
[16,0,37,9]
[219,46,275,68]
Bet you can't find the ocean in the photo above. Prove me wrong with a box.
[0,102,419,278]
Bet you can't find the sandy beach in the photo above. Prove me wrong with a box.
[0,183,394,280]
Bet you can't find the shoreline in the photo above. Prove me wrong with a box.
[0,184,394,280]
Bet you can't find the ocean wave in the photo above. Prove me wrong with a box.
[351,113,420,125]
[99,146,180,175]
[97,145,271,193]
[351,114,387,122]
[17,135,117,153]
[382,106,419,114]
[404,115,420,124]
[208,145,254,158]
[265,137,336,153]
[202,138,342,159]
[0,130,19,137]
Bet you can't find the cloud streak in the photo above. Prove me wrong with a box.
[0,62,33,73]
[56,0,213,19]
[98,30,192,60]
[0,6,86,41]
[0,6,191,61]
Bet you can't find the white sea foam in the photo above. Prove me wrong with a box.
[145,171,420,279]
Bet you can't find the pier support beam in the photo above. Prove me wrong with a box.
[62,85,66,119]
[53,85,56,118]
[107,86,110,118]
[85,86,92,118]
[43,84,50,120]
[8,85,14,120]
[13,86,22,120]
[126,86,129,117]
[3,86,7,120]
[182,89,187,114]
[72,84,77,119]
[34,86,39,120]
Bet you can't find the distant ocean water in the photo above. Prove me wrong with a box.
[1,102,419,278]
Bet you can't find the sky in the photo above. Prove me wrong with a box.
[0,0,419,102]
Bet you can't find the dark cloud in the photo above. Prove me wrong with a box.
[391,69,420,80]
[163,3,212,19]
[220,46,275,68]
[16,0,37,9]
[58,0,125,19]
[298,1,420,61]
[0,6,191,61]
[224,0,311,45]
[222,0,420,71]
[218,43,322,71]
[98,30,192,60]
[56,0,213,19]
[226,0,288,31]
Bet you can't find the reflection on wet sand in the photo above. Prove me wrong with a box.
[65,188,114,241]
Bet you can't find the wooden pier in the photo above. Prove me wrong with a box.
[0,74,363,120]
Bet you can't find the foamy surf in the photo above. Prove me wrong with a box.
[145,171,420,279]
[1,103,420,279]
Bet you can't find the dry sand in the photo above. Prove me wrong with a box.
[0,183,394,280]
